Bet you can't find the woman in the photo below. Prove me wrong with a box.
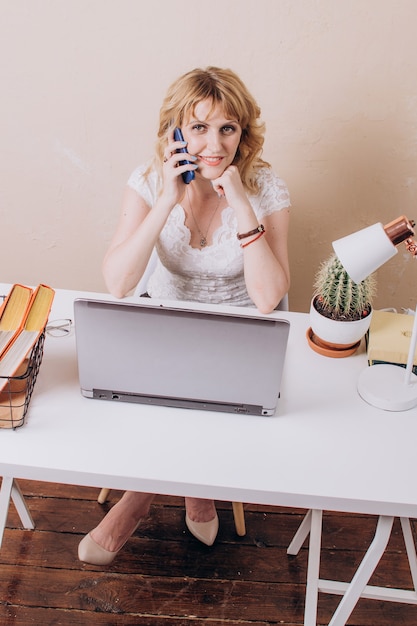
[78,67,291,565]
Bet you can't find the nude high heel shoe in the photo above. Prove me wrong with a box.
[185,513,219,546]
[78,532,121,565]
[78,519,142,566]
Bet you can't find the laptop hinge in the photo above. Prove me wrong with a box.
[92,389,264,415]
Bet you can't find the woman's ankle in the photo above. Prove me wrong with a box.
[185,498,217,523]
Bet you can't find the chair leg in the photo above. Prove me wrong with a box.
[98,488,110,504]
[232,502,246,536]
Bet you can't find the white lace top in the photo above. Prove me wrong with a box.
[127,163,290,306]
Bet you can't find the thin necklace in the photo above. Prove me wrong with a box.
[186,188,221,248]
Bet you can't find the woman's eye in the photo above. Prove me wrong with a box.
[221,125,237,134]
[192,124,206,132]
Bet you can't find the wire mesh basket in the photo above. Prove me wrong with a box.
[0,332,45,429]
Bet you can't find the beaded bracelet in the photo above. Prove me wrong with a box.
[240,229,266,248]
[237,224,265,240]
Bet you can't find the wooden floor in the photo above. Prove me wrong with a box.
[0,480,417,625]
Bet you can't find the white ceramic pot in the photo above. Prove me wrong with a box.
[309,297,373,347]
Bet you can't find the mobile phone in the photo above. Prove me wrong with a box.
[174,127,195,184]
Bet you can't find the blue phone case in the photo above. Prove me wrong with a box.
[174,128,195,184]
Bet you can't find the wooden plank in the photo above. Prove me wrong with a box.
[0,604,284,626]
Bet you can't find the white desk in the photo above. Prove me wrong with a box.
[1,285,417,625]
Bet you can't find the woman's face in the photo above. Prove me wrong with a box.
[182,99,242,180]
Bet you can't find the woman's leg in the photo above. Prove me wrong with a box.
[90,491,155,551]
[78,491,155,564]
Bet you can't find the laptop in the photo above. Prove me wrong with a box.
[74,297,290,416]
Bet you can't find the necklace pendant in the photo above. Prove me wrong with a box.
[200,237,207,247]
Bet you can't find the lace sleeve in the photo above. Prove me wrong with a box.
[254,167,291,219]
[126,162,158,208]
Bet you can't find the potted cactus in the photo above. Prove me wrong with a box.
[307,253,377,357]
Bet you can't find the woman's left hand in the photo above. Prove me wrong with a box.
[211,165,247,209]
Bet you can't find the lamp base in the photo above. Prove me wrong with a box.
[357,364,417,411]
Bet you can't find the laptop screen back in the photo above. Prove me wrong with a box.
[74,298,290,416]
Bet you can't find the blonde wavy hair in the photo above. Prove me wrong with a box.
[148,67,269,194]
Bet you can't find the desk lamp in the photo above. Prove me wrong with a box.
[332,216,417,411]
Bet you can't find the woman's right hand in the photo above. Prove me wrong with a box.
[160,131,197,206]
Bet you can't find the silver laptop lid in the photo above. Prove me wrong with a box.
[74,298,290,416]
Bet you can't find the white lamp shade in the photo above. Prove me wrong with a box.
[332,222,397,283]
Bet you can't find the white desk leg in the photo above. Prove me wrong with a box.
[0,477,13,547]
[287,509,313,555]
[400,517,417,590]
[11,480,35,531]
[290,513,416,625]
[304,509,323,626]
[327,515,394,626]
[0,477,34,548]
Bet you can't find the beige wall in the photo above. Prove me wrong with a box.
[1,0,416,312]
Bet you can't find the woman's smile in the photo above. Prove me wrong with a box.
[198,155,225,167]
